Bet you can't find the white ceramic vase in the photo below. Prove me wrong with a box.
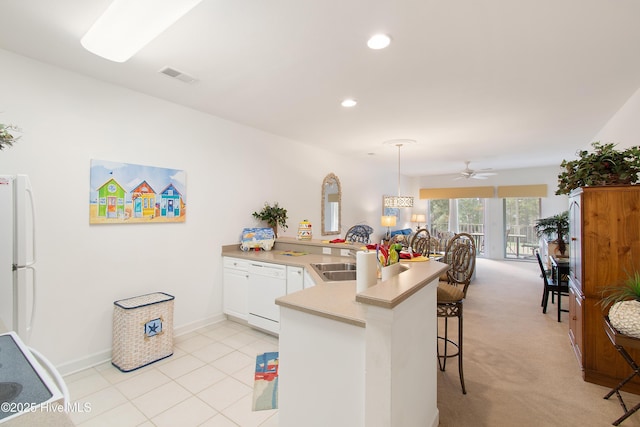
[609,300,640,339]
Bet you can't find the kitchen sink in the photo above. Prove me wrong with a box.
[311,262,356,272]
[321,270,357,281]
[311,262,357,281]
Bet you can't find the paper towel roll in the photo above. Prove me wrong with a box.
[356,250,378,294]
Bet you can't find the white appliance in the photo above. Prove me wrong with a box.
[0,175,36,343]
[248,261,286,334]
[0,331,68,425]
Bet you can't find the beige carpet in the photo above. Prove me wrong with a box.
[437,258,640,427]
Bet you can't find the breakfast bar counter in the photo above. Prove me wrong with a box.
[223,238,447,427]
[221,239,447,327]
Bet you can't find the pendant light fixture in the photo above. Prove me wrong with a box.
[383,139,415,208]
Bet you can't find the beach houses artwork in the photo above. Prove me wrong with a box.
[90,159,186,224]
[159,183,182,218]
[131,180,156,218]
[97,178,126,219]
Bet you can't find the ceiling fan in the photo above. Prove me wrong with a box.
[455,161,497,180]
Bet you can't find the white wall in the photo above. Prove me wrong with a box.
[594,86,640,145]
[0,49,399,373]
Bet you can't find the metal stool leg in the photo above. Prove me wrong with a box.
[458,303,466,394]
[438,316,449,371]
[437,301,466,394]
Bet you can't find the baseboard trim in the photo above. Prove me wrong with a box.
[58,314,227,377]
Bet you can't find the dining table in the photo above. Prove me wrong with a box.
[550,254,570,285]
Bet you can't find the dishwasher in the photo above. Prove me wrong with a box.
[247,261,286,335]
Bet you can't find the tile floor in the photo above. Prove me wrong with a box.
[63,320,279,426]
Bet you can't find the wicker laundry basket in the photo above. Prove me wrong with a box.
[112,292,175,372]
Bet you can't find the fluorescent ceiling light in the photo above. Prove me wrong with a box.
[341,99,357,107]
[81,0,203,63]
[367,34,391,50]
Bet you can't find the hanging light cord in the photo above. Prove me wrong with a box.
[396,143,402,197]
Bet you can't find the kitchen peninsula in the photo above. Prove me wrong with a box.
[221,237,447,427]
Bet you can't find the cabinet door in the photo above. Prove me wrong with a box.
[569,194,582,287]
[287,266,304,294]
[568,278,584,367]
[223,258,249,320]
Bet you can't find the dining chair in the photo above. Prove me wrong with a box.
[409,228,431,256]
[536,250,569,322]
[344,224,374,244]
[437,232,476,394]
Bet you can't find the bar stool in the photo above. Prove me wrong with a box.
[437,232,476,394]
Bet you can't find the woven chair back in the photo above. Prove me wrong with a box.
[443,232,476,297]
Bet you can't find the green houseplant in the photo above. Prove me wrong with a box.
[600,270,640,338]
[252,202,288,238]
[0,123,21,150]
[556,142,640,195]
[534,211,569,256]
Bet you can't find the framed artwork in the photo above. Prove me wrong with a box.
[89,159,186,224]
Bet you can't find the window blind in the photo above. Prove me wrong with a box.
[496,184,547,198]
[419,186,494,199]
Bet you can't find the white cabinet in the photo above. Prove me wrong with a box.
[223,257,315,334]
[287,266,304,294]
[223,257,249,320]
[303,269,316,288]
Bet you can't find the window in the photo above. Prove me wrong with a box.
[503,198,541,259]
[429,199,449,235]
[428,198,486,255]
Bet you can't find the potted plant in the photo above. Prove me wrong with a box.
[0,123,21,150]
[252,202,288,238]
[534,211,569,256]
[600,270,640,338]
[556,142,640,195]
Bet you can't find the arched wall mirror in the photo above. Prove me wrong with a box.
[321,173,342,236]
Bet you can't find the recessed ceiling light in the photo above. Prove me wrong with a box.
[341,99,357,107]
[367,34,391,50]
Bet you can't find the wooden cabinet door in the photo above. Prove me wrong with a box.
[568,278,584,367]
[568,192,582,288]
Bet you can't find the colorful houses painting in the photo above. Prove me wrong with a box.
[131,180,156,218]
[97,178,126,219]
[90,159,186,224]
[159,183,181,218]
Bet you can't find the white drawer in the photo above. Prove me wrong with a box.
[223,257,249,271]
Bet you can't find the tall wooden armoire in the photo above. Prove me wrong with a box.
[568,186,640,392]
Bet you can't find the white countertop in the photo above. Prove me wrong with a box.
[221,240,448,327]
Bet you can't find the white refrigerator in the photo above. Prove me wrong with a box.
[0,174,36,343]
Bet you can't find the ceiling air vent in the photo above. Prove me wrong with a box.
[159,66,197,84]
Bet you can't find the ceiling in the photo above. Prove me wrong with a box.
[1,0,640,177]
